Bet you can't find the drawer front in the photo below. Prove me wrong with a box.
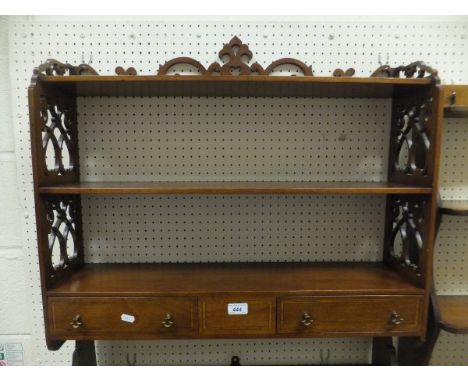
[49,297,198,339]
[278,296,423,335]
[200,296,276,336]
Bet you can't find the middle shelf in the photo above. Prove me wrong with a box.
[39,181,432,195]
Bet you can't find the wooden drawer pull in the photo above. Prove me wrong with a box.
[390,311,404,325]
[300,312,314,327]
[70,314,83,329]
[161,313,174,328]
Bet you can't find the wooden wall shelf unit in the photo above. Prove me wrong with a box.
[28,37,445,365]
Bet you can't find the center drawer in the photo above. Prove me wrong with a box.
[199,296,276,336]
[48,297,198,339]
[278,295,423,336]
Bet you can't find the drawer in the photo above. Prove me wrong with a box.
[278,296,423,336]
[199,296,276,336]
[49,297,198,339]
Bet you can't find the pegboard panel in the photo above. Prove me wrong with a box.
[78,97,390,182]
[83,195,385,263]
[7,16,468,366]
[94,338,370,365]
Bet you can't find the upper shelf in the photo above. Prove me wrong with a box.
[32,36,438,98]
[439,200,468,216]
[38,181,433,196]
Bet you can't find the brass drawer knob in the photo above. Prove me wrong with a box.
[390,311,404,325]
[70,314,83,329]
[300,312,314,327]
[161,313,174,328]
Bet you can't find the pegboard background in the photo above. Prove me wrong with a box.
[5,16,468,365]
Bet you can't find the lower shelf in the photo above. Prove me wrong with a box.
[46,263,425,340]
[437,295,468,334]
[48,262,423,297]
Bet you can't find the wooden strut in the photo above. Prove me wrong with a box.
[72,340,97,366]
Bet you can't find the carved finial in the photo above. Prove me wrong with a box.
[216,36,256,75]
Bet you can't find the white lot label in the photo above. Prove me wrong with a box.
[227,303,248,315]
[121,313,136,323]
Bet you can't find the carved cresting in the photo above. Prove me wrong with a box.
[387,197,426,276]
[44,197,81,279]
[158,36,313,76]
[392,96,432,176]
[33,38,439,80]
[39,95,78,176]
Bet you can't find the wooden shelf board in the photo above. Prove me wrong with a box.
[439,200,468,216]
[47,262,424,297]
[437,295,468,334]
[39,181,433,195]
[444,106,468,118]
[38,75,432,98]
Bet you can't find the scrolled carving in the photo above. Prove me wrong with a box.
[392,96,432,176]
[387,197,426,275]
[115,66,137,75]
[333,68,355,77]
[44,197,80,278]
[34,59,98,77]
[39,96,78,176]
[158,57,207,75]
[264,58,313,76]
[371,61,439,83]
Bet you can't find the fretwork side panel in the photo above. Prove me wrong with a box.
[8,16,468,366]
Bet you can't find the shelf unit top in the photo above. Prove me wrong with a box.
[47,262,424,297]
[437,295,468,334]
[38,181,433,196]
[38,75,433,98]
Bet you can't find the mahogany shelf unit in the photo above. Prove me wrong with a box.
[28,37,445,365]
